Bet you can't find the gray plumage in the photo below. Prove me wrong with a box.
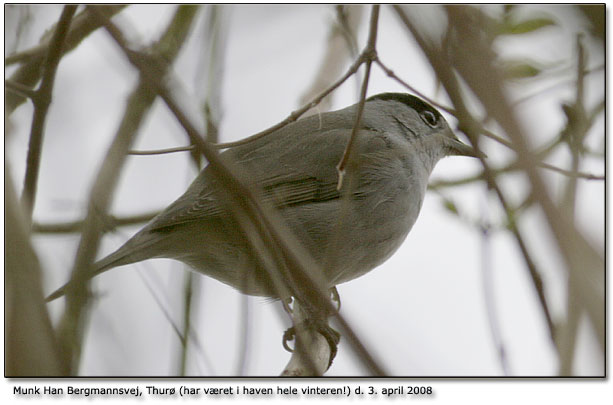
[47,93,478,301]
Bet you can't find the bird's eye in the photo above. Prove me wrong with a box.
[421,110,438,127]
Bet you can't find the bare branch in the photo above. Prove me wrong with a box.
[128,145,195,155]
[445,5,603,351]
[57,5,200,374]
[557,34,588,376]
[20,6,77,223]
[393,5,557,344]
[214,18,371,149]
[374,58,456,115]
[5,5,127,114]
[5,78,38,99]
[32,211,159,234]
[6,165,64,376]
[299,5,364,115]
[336,5,379,188]
[92,6,385,376]
[281,301,332,376]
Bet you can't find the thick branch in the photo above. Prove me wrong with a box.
[393,5,557,343]
[92,6,385,376]
[445,5,603,351]
[57,5,200,374]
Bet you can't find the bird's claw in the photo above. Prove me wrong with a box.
[282,320,341,368]
[282,326,296,352]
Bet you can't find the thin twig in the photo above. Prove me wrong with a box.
[179,270,193,376]
[558,34,588,376]
[213,27,372,149]
[180,5,225,375]
[480,219,511,375]
[394,5,557,343]
[20,5,78,223]
[374,58,456,115]
[336,5,379,188]
[299,5,364,115]
[445,5,603,351]
[538,161,603,180]
[128,145,195,155]
[6,5,127,114]
[375,58,604,182]
[133,265,214,375]
[57,5,200,374]
[32,210,159,234]
[93,7,385,376]
[512,64,604,106]
[235,294,252,376]
[4,78,38,98]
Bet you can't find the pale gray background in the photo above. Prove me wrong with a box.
[5,4,604,376]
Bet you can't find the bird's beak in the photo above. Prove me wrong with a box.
[446,136,486,158]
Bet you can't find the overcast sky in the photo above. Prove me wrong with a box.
[5,4,604,377]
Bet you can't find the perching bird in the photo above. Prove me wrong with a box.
[47,93,479,303]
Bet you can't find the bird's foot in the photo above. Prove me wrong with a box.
[282,319,341,368]
[281,287,342,369]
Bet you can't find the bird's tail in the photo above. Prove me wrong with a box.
[45,234,161,302]
[45,252,127,302]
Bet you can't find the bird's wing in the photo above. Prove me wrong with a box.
[147,128,360,232]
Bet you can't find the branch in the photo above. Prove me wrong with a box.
[393,5,557,344]
[299,5,364,115]
[445,5,603,351]
[92,7,385,376]
[182,4,226,375]
[374,58,456,115]
[557,34,588,376]
[281,301,332,376]
[5,5,127,114]
[5,78,38,99]
[5,164,64,376]
[57,5,200,374]
[213,15,372,150]
[375,57,604,182]
[20,5,77,222]
[128,145,195,155]
[32,210,159,234]
[336,5,379,188]
[480,221,511,375]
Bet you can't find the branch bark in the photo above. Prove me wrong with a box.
[5,5,127,114]
[20,5,77,222]
[57,5,200,374]
[93,6,385,376]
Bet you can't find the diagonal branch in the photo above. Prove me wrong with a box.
[56,5,200,374]
[5,5,127,114]
[91,6,385,376]
[443,5,603,351]
[393,5,557,344]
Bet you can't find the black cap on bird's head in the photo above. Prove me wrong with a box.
[367,93,442,124]
[367,92,484,159]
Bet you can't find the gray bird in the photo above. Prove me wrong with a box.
[47,93,479,303]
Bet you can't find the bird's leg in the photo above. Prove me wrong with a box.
[281,296,296,352]
[282,296,294,315]
[281,287,341,370]
[330,286,341,311]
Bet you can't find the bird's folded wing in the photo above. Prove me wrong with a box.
[147,129,362,232]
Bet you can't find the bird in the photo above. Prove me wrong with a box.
[47,92,479,305]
